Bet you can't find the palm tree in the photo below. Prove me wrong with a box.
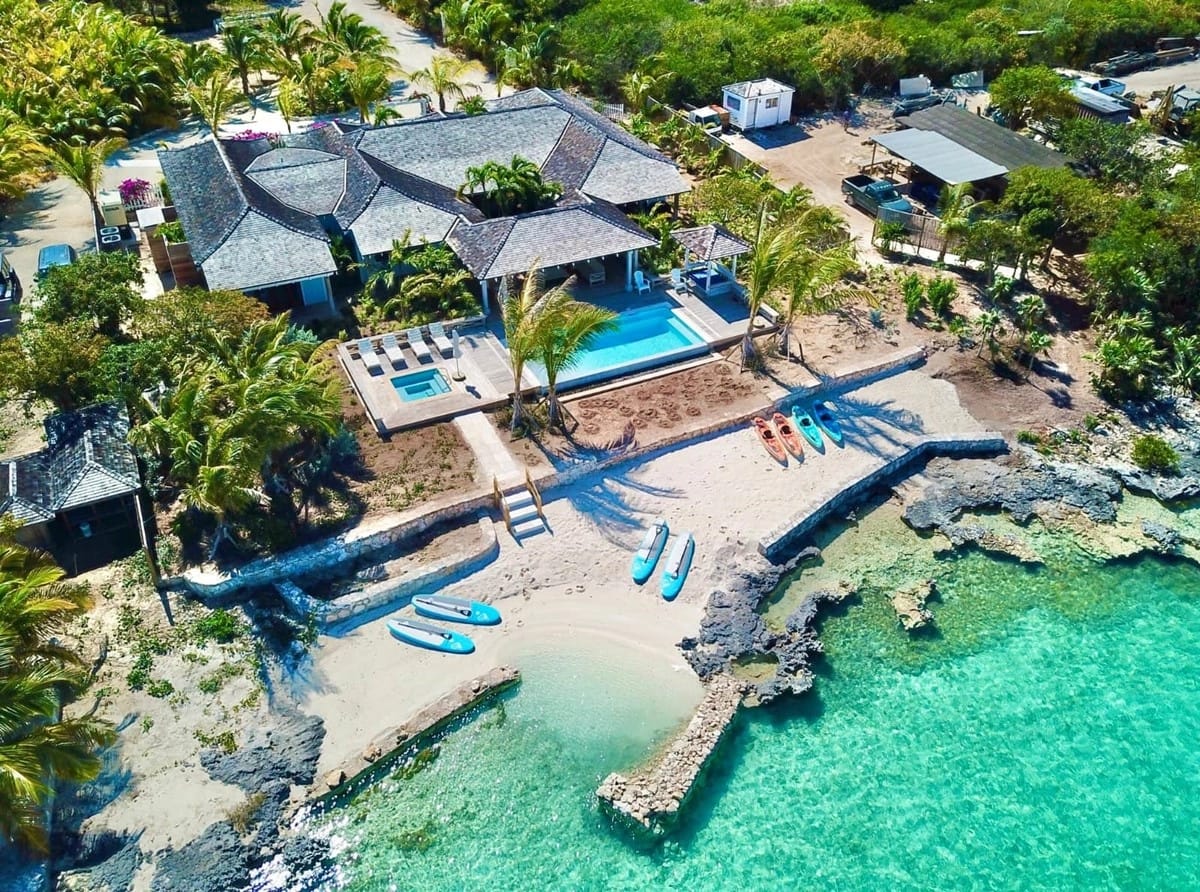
[221,24,267,99]
[316,2,391,59]
[1024,330,1053,376]
[345,58,394,123]
[175,43,228,93]
[974,310,1005,358]
[501,264,571,432]
[0,112,41,201]
[935,182,974,264]
[409,56,477,113]
[620,70,665,112]
[131,317,340,558]
[0,545,116,854]
[781,242,869,363]
[186,73,240,139]
[536,296,617,429]
[277,78,304,133]
[43,137,126,228]
[742,205,802,369]
[458,157,561,216]
[264,9,313,68]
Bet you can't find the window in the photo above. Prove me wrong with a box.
[765,97,779,109]
[726,96,741,111]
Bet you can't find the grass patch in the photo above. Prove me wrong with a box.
[227,791,266,836]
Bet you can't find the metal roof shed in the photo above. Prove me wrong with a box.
[871,130,1007,185]
[897,105,1068,171]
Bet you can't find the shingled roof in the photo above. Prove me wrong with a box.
[447,197,656,280]
[671,224,751,261]
[0,403,141,528]
[159,90,688,290]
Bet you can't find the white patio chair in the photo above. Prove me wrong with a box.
[357,338,383,375]
[670,268,684,290]
[634,270,652,294]
[380,333,407,369]
[405,327,433,363]
[428,322,455,357]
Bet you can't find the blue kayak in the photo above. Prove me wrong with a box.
[387,618,475,654]
[661,532,695,602]
[632,517,669,584]
[812,401,844,446]
[791,405,824,451]
[412,594,501,626]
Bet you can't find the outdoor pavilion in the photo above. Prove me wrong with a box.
[670,224,751,297]
[868,129,1008,188]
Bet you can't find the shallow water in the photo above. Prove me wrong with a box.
[320,507,1200,891]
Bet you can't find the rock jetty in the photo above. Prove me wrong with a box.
[937,522,1042,564]
[891,579,936,631]
[597,674,747,832]
[312,665,520,800]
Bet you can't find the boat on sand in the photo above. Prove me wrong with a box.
[791,405,824,450]
[412,594,501,626]
[753,417,787,463]
[661,532,695,602]
[813,401,844,446]
[631,517,670,584]
[387,618,476,654]
[772,412,804,459]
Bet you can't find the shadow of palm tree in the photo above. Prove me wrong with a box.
[566,469,685,547]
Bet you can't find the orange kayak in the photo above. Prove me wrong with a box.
[772,412,804,459]
[753,417,787,463]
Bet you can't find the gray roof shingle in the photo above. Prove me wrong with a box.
[159,90,688,290]
[671,224,751,261]
[0,403,140,527]
[447,198,655,280]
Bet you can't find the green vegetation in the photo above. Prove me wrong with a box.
[363,240,479,327]
[386,0,1200,111]
[987,65,1073,131]
[0,544,116,854]
[458,157,563,217]
[130,316,342,559]
[1131,434,1181,474]
[501,264,617,432]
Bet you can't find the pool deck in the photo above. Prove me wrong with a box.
[340,278,766,434]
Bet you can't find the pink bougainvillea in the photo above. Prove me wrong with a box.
[229,130,276,142]
[118,178,153,206]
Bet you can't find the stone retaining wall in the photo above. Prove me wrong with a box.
[172,347,930,603]
[174,490,494,603]
[273,515,498,630]
[311,666,521,804]
[596,674,747,832]
[758,433,1009,561]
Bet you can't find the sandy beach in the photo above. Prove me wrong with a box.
[301,367,986,776]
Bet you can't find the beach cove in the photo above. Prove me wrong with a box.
[306,497,1200,891]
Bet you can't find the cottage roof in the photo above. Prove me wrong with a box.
[671,224,751,261]
[447,198,656,280]
[723,79,795,99]
[158,90,687,290]
[0,403,140,527]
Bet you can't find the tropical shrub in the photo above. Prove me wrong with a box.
[901,273,925,320]
[1131,434,1180,474]
[925,276,957,318]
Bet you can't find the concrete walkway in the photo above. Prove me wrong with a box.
[454,410,520,485]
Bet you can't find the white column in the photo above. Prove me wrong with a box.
[480,279,490,314]
[731,256,738,280]
[625,251,634,292]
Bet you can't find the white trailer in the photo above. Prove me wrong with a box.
[721,79,795,131]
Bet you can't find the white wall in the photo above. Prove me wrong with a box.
[722,88,794,130]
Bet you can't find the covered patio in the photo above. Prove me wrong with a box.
[446,201,659,313]
[670,224,750,298]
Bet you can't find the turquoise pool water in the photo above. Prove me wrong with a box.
[391,368,451,402]
[525,302,707,389]
[319,512,1200,891]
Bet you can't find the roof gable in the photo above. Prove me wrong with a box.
[201,211,337,291]
[246,156,348,216]
[583,140,689,205]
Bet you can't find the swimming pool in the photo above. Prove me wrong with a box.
[392,368,452,402]
[526,302,709,389]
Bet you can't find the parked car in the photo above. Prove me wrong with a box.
[842,175,914,216]
[36,243,76,279]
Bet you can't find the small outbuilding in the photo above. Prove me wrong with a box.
[722,79,794,131]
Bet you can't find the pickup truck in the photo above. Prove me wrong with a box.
[841,175,914,216]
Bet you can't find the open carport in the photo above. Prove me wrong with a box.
[869,129,1007,187]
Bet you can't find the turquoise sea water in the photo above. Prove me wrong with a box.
[320,513,1200,891]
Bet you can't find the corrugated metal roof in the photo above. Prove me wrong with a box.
[897,105,1067,171]
[872,129,1007,184]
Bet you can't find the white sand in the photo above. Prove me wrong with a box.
[303,368,987,774]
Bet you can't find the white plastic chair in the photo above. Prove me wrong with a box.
[634,270,651,294]
[670,268,683,290]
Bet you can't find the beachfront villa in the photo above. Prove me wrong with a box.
[158,88,690,312]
